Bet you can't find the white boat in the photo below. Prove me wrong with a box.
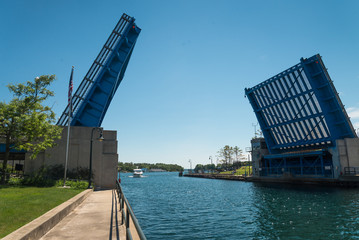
[133,168,143,178]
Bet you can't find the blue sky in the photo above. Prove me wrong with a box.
[1,0,359,168]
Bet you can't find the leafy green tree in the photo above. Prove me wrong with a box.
[206,164,215,172]
[217,145,233,169]
[0,75,62,183]
[216,163,224,171]
[204,164,215,173]
[194,164,204,173]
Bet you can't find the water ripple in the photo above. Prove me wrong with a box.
[121,172,359,240]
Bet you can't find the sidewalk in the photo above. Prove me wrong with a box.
[40,190,125,240]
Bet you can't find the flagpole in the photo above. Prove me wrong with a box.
[64,66,74,187]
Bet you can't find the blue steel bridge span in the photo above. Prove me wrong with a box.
[2,14,141,167]
[245,54,357,178]
[57,13,141,127]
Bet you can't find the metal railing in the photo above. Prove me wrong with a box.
[259,166,334,178]
[344,167,359,176]
[116,180,147,240]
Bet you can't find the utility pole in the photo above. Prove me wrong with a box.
[252,122,258,138]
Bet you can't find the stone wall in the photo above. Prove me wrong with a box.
[24,126,118,189]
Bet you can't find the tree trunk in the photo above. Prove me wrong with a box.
[1,136,10,184]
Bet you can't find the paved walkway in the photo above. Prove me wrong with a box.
[40,190,125,240]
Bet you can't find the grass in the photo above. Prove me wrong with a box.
[220,166,252,175]
[0,186,83,238]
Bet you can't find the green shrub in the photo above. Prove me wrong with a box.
[70,181,88,189]
[55,180,64,187]
[22,166,56,187]
[7,177,23,186]
[41,165,90,180]
[56,180,88,190]
[20,165,90,187]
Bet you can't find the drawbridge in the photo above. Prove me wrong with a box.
[57,13,141,127]
[245,54,357,178]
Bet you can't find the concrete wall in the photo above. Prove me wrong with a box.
[251,138,269,177]
[328,146,341,179]
[336,138,359,175]
[25,126,118,189]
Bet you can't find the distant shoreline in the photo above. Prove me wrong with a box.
[120,170,180,173]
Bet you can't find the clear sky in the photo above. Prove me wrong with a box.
[1,0,358,168]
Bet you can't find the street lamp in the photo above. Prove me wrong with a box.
[88,127,104,189]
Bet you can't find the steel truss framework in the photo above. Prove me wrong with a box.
[260,150,333,178]
[245,54,356,155]
[57,13,141,127]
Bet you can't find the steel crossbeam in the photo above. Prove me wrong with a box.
[245,54,357,154]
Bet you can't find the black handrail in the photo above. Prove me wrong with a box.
[344,167,358,175]
[116,180,147,240]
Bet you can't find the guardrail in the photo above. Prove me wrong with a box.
[116,180,147,240]
[344,167,359,176]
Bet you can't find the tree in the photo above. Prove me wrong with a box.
[232,146,240,163]
[194,164,204,173]
[194,164,216,173]
[206,164,216,173]
[118,162,184,172]
[0,75,62,183]
[217,145,233,170]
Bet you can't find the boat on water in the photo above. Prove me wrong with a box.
[133,168,143,178]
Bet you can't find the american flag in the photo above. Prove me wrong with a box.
[68,66,74,116]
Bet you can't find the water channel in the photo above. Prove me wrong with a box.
[121,172,359,240]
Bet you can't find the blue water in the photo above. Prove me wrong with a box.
[120,172,359,240]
